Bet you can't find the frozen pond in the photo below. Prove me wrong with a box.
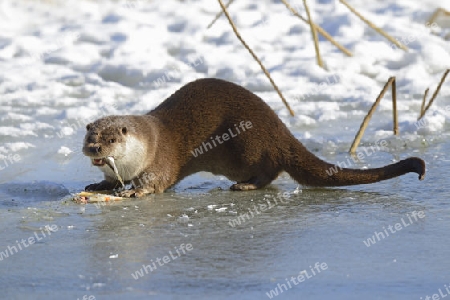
[0,0,449,299]
[1,144,450,300]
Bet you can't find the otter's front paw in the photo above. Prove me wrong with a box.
[115,188,148,198]
[85,180,117,191]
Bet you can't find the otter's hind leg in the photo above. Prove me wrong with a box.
[230,181,259,191]
[230,173,280,191]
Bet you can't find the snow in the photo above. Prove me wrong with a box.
[57,146,73,156]
[0,0,449,157]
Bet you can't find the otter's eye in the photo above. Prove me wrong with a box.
[109,139,116,144]
[122,127,127,135]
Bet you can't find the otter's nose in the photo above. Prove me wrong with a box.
[89,146,102,154]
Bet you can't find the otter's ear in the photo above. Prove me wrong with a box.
[122,127,127,135]
[86,124,92,131]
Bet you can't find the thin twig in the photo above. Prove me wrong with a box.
[418,69,450,120]
[427,7,450,25]
[420,88,429,117]
[302,0,324,68]
[216,0,295,116]
[280,0,353,57]
[207,0,235,29]
[391,77,398,135]
[349,77,395,153]
[427,8,442,25]
[339,0,408,52]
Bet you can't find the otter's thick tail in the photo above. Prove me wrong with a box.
[282,141,426,187]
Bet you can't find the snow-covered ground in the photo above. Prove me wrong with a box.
[0,0,449,165]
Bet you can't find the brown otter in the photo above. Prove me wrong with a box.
[83,78,425,197]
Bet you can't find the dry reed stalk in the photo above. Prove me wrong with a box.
[339,0,408,52]
[391,77,398,135]
[280,0,353,57]
[427,7,450,25]
[420,88,429,116]
[349,77,396,153]
[302,0,324,68]
[418,69,450,120]
[217,0,295,116]
[207,0,235,29]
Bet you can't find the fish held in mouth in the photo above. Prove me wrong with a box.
[104,156,125,187]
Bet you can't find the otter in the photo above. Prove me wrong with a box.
[83,78,425,197]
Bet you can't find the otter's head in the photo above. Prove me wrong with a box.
[82,116,131,167]
[83,116,153,181]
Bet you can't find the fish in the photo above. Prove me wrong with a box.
[104,156,124,187]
